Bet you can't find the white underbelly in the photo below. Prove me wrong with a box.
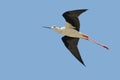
[60,29,83,38]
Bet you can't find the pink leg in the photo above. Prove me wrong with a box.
[82,34,109,50]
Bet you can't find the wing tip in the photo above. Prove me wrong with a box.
[80,61,86,67]
[82,9,88,11]
[77,58,86,67]
[80,9,88,14]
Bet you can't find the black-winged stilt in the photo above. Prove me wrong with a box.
[43,9,109,66]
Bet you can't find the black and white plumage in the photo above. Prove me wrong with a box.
[61,9,87,66]
[43,9,109,66]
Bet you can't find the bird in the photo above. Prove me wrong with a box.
[43,9,109,66]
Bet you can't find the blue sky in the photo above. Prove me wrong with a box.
[0,0,120,80]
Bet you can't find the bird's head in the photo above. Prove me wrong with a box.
[51,26,60,30]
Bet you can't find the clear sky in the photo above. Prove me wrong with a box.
[0,0,120,80]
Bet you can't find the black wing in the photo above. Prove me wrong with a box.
[62,36,85,66]
[63,9,87,31]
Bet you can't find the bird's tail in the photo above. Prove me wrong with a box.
[82,34,109,50]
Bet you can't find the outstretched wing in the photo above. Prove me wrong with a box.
[62,9,87,31]
[61,36,85,66]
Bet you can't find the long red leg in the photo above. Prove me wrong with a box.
[82,34,109,50]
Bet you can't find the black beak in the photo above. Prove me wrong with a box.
[42,26,51,29]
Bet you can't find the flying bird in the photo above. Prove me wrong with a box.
[43,9,109,66]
